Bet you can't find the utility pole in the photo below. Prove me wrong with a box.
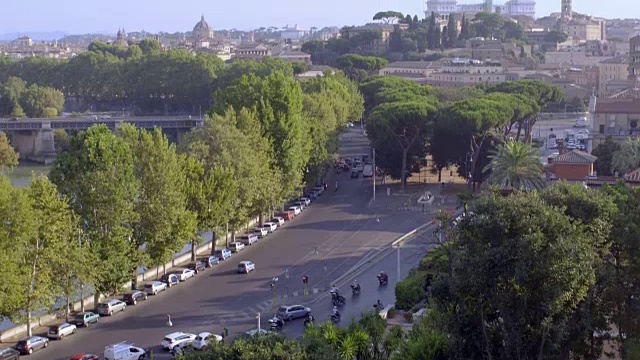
[373,149,376,202]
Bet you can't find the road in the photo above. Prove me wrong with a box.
[280,223,437,338]
[19,127,432,360]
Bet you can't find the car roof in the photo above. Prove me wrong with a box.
[239,260,252,264]
[165,331,192,338]
[197,332,212,337]
[230,241,242,245]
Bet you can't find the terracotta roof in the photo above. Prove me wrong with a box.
[595,98,640,114]
[554,150,597,164]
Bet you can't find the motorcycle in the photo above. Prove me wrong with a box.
[377,274,388,286]
[350,284,361,296]
[269,317,284,331]
[331,292,346,306]
[330,312,341,323]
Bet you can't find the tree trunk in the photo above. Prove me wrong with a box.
[259,214,264,227]
[231,223,236,243]
[191,239,197,261]
[401,148,408,193]
[80,284,85,312]
[93,292,100,312]
[438,168,442,183]
[26,307,32,337]
[66,293,70,321]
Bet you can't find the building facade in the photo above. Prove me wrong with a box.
[597,56,628,96]
[425,0,535,19]
[281,25,307,41]
[427,58,506,87]
[592,98,640,146]
[630,35,640,79]
[559,19,606,41]
[193,15,214,43]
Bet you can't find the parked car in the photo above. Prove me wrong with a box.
[271,216,285,226]
[214,248,232,261]
[73,312,100,327]
[47,322,77,340]
[123,290,148,305]
[192,332,222,350]
[144,281,168,295]
[305,192,317,200]
[292,201,306,210]
[263,222,277,233]
[15,336,48,355]
[229,241,245,253]
[278,211,294,221]
[160,273,180,287]
[313,185,325,195]
[98,299,126,316]
[299,197,311,206]
[277,305,311,321]
[240,233,259,244]
[173,268,195,282]
[69,354,99,360]
[187,261,206,274]
[201,255,219,268]
[238,260,256,274]
[162,332,196,352]
[0,347,19,360]
[253,228,267,238]
[288,206,301,215]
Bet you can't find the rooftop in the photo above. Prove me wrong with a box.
[595,98,640,113]
[385,61,433,70]
[599,55,628,64]
[554,150,597,164]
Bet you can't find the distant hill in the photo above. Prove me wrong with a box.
[0,31,68,41]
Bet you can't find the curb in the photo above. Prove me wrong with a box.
[309,221,437,305]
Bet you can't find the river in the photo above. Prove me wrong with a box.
[3,162,52,188]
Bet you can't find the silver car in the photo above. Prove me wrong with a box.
[276,305,311,321]
[97,299,126,316]
[47,322,77,340]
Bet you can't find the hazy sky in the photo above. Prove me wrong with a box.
[1,0,638,34]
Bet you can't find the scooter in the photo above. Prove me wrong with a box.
[331,312,341,323]
[304,315,315,327]
[377,274,388,286]
[331,292,346,306]
[269,317,284,331]
[350,284,361,296]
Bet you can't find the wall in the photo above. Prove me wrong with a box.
[555,163,592,179]
[8,130,37,159]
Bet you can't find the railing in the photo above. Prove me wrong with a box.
[0,117,204,131]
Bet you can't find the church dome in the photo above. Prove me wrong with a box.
[193,15,211,33]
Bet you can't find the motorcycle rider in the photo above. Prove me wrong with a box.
[332,306,341,319]
[376,299,383,309]
[351,280,361,293]
[378,271,388,282]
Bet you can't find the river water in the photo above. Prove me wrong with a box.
[3,162,52,188]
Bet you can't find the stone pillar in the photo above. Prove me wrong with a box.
[176,128,186,147]
[7,130,37,159]
[33,122,57,165]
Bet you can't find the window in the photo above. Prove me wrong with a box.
[599,124,605,133]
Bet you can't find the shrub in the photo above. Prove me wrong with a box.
[395,269,427,310]
[404,312,414,322]
[387,308,396,318]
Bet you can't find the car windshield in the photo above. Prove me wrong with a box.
[214,250,222,255]
[49,326,58,331]
[278,306,287,312]
[98,304,108,309]
[144,284,152,288]
[195,336,204,341]
[163,337,172,342]
[17,341,27,346]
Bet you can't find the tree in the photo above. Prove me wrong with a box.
[544,30,569,44]
[503,21,524,40]
[447,15,458,48]
[458,14,469,40]
[483,140,544,190]
[119,125,197,282]
[592,136,621,176]
[427,12,437,50]
[436,191,604,359]
[0,76,26,117]
[471,12,505,39]
[0,132,19,172]
[367,101,436,192]
[138,39,162,56]
[335,54,388,82]
[49,125,139,304]
[440,25,450,49]
[612,138,640,175]
[0,177,24,321]
[373,11,404,24]
[19,84,65,118]
[179,333,307,359]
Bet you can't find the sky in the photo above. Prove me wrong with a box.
[1,0,638,35]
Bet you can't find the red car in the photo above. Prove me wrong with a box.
[278,211,294,221]
[70,354,99,360]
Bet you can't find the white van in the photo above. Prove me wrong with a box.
[104,342,146,360]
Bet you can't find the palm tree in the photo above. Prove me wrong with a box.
[483,140,544,190]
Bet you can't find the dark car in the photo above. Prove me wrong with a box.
[16,336,48,355]
[123,290,148,305]
[160,273,179,287]
[351,171,359,179]
[187,261,206,274]
[305,192,316,200]
[201,255,219,268]
[0,347,20,360]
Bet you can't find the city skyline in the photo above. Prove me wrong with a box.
[1,0,638,35]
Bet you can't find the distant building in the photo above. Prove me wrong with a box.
[597,56,628,96]
[560,18,606,42]
[427,58,506,88]
[11,36,33,48]
[193,15,214,43]
[630,35,640,79]
[424,0,535,19]
[342,24,394,55]
[564,66,599,93]
[592,97,640,146]
[546,150,597,181]
[281,25,307,41]
[379,61,436,82]
[272,49,311,64]
[234,44,271,60]
[113,28,129,48]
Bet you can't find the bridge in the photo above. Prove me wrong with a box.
[0,116,204,164]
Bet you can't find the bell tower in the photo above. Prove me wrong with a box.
[561,0,572,20]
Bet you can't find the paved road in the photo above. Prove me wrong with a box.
[18,128,431,360]
[280,223,438,338]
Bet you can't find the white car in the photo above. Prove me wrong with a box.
[47,322,77,340]
[263,222,277,233]
[253,227,268,238]
[192,332,222,350]
[162,332,196,352]
[229,241,245,252]
[172,268,195,282]
[299,197,311,206]
[238,260,256,274]
[271,216,285,226]
[144,281,167,295]
[288,206,301,215]
[292,201,306,210]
